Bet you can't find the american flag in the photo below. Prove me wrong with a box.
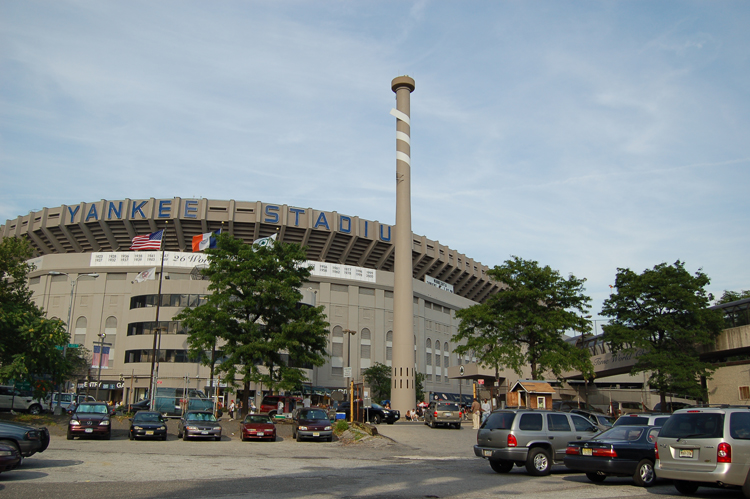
[130,230,164,251]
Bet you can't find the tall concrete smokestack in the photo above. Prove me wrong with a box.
[390,75,416,414]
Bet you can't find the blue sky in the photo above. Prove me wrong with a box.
[2,1,748,322]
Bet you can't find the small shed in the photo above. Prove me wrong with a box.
[507,380,555,409]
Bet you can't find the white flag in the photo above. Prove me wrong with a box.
[134,267,156,283]
[252,233,277,251]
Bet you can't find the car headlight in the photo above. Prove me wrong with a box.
[382,411,390,415]
[298,426,307,431]
[99,420,110,426]
[133,426,143,430]
[70,420,80,426]
[324,426,332,431]
[158,426,166,431]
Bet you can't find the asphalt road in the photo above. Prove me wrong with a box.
[0,419,745,499]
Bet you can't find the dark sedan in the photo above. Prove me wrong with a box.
[177,411,221,441]
[0,420,50,462]
[0,442,23,474]
[240,414,276,441]
[564,425,660,487]
[292,407,333,442]
[67,403,112,440]
[129,411,168,441]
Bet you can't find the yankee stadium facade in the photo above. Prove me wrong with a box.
[2,197,501,406]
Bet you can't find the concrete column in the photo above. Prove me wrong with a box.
[390,76,416,414]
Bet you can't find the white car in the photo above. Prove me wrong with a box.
[0,386,45,415]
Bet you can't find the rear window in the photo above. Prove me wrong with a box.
[614,416,649,426]
[660,413,724,439]
[436,403,460,411]
[483,411,516,430]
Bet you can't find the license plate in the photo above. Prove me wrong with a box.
[444,412,452,417]
[582,448,592,456]
[313,432,320,437]
[201,431,209,435]
[679,449,694,458]
[483,450,493,457]
[85,428,93,433]
[146,431,154,435]
[257,432,264,437]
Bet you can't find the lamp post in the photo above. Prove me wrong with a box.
[49,271,99,414]
[343,329,357,423]
[94,332,111,401]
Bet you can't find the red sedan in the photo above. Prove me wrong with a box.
[240,414,276,441]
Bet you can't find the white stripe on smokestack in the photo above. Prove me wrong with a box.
[390,75,416,415]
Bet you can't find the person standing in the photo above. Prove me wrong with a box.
[277,399,284,416]
[229,400,235,421]
[471,398,481,429]
[303,395,311,408]
[481,398,491,424]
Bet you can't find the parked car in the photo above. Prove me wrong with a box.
[337,401,399,425]
[47,393,97,412]
[0,385,45,415]
[128,411,168,441]
[656,406,750,496]
[614,401,651,415]
[424,401,462,429]
[153,387,213,417]
[552,400,604,414]
[260,394,302,417]
[177,411,222,441]
[240,413,276,441]
[564,425,661,486]
[292,407,333,442]
[473,409,600,476]
[0,442,22,474]
[67,402,112,440]
[613,413,670,428]
[570,409,616,431]
[652,401,692,413]
[0,420,50,463]
[127,398,150,413]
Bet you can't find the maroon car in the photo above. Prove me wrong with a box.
[0,443,22,474]
[67,402,112,440]
[240,414,276,441]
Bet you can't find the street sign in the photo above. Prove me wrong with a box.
[478,379,485,385]
[343,367,352,378]
[68,343,79,348]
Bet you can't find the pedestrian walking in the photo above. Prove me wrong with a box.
[229,400,235,420]
[481,398,491,425]
[471,398,481,429]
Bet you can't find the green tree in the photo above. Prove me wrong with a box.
[601,261,724,407]
[415,371,425,403]
[452,256,593,382]
[362,362,391,402]
[716,289,750,305]
[0,237,72,397]
[174,233,329,415]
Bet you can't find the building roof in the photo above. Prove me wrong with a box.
[509,380,556,394]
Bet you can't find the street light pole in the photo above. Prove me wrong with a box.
[343,329,357,423]
[94,332,111,401]
[49,271,99,414]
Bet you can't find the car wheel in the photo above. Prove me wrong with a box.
[67,431,74,440]
[104,432,111,440]
[215,436,221,441]
[327,436,333,442]
[586,472,606,483]
[0,440,22,466]
[429,420,435,428]
[456,423,461,430]
[162,434,167,441]
[372,414,382,425]
[489,460,514,473]
[183,432,189,441]
[268,411,276,419]
[296,432,302,442]
[28,404,42,415]
[129,431,134,441]
[633,459,655,487]
[386,421,394,425]
[674,480,699,495]
[525,447,551,476]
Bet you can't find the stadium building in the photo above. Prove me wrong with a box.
[2,197,501,407]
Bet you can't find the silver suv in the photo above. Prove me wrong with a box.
[656,406,750,496]
[474,409,599,475]
[424,401,462,429]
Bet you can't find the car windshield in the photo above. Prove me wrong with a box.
[186,412,217,422]
[134,412,162,422]
[244,415,272,424]
[595,426,646,441]
[299,409,328,420]
[77,404,108,414]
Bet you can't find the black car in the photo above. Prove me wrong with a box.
[337,401,400,425]
[68,402,112,440]
[0,420,50,464]
[128,398,150,413]
[129,411,168,440]
[564,425,660,487]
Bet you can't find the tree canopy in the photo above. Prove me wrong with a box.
[452,256,594,382]
[601,260,724,405]
[174,233,329,413]
[362,362,391,402]
[716,289,750,305]
[0,237,80,396]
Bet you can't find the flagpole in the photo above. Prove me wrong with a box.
[148,222,168,409]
